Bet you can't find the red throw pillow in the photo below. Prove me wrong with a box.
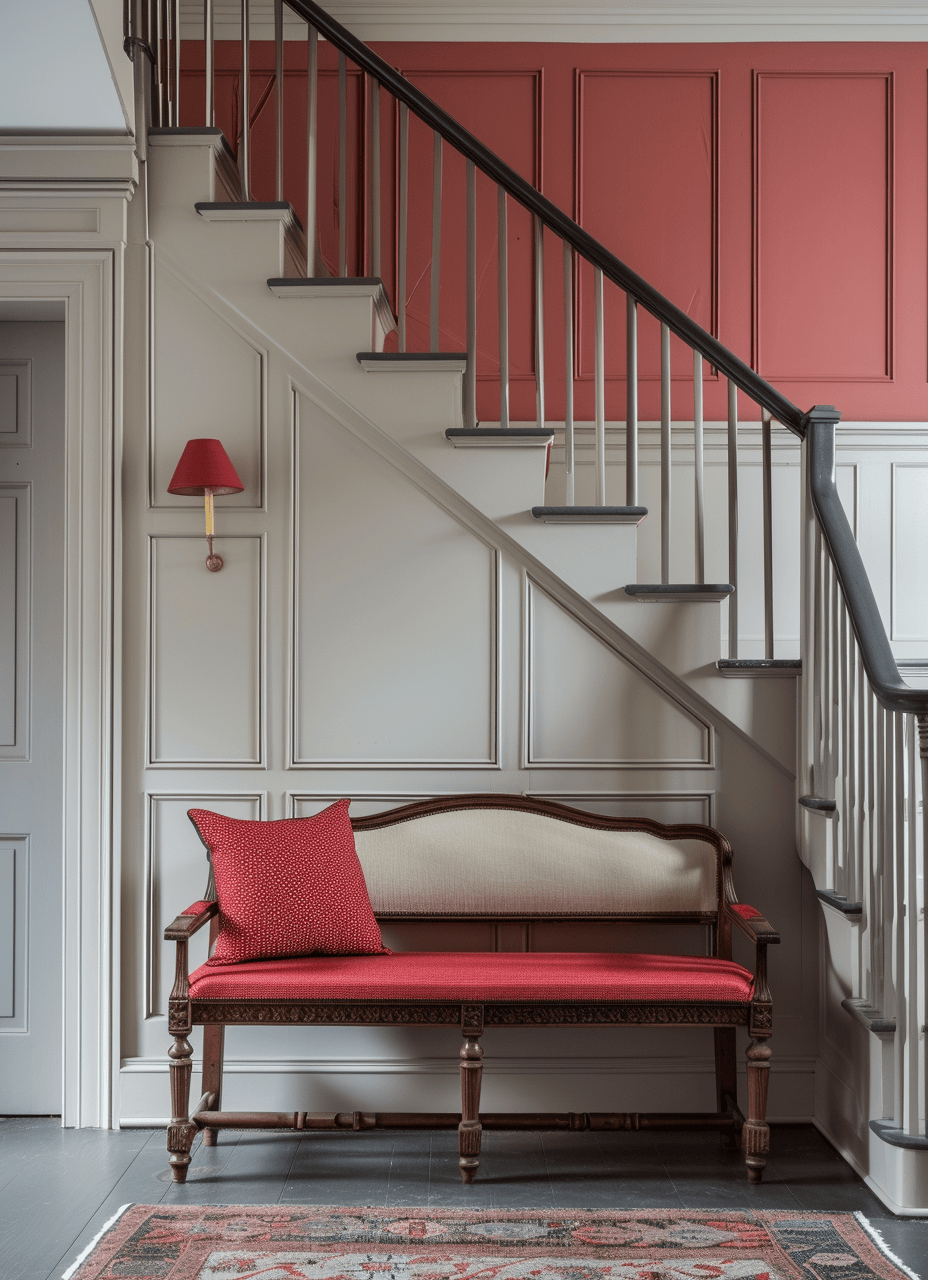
[187,799,389,965]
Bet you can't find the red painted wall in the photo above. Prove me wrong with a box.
[181,43,928,423]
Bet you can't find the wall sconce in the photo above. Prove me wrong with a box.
[167,438,244,572]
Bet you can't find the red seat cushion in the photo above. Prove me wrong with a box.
[188,951,754,1003]
[187,800,389,965]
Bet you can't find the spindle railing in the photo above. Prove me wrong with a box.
[126,0,807,659]
[127,0,928,1141]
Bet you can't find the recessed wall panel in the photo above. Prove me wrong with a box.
[0,485,29,757]
[149,535,263,765]
[527,583,709,766]
[294,400,498,766]
[0,838,28,1031]
[147,793,263,1017]
[755,72,892,380]
[152,265,264,507]
[576,71,717,380]
[892,465,928,642]
[0,359,31,443]
[0,843,15,1018]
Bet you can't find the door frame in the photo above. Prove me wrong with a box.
[0,252,121,1127]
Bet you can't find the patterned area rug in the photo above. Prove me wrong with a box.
[63,1206,919,1280]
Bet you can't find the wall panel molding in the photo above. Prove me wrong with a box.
[890,464,928,643]
[0,483,30,759]
[0,358,32,444]
[291,393,501,769]
[574,69,719,383]
[148,533,265,767]
[523,576,713,769]
[0,837,28,1032]
[149,254,267,510]
[753,69,893,382]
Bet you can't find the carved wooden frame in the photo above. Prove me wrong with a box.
[162,794,777,1187]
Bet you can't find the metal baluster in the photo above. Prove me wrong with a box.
[878,704,892,1020]
[813,529,824,810]
[660,324,671,581]
[839,603,850,905]
[894,712,906,1129]
[564,244,574,504]
[370,77,380,279]
[534,216,545,431]
[338,51,348,276]
[497,187,509,427]
[836,571,847,901]
[153,0,163,125]
[397,102,409,345]
[856,649,867,928]
[880,705,893,1029]
[173,0,180,123]
[274,0,283,201]
[919,717,928,1133]
[240,0,251,199]
[430,133,442,353]
[626,295,638,507]
[906,717,919,1135]
[762,408,774,659]
[693,348,705,583]
[594,268,605,505]
[465,160,477,430]
[727,379,739,658]
[831,563,842,897]
[306,26,317,274]
[869,689,881,1004]
[204,0,214,126]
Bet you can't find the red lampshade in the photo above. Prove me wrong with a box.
[167,439,244,497]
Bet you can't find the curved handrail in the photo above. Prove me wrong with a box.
[287,0,806,437]
[806,407,928,715]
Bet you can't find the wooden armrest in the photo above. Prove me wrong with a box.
[725,902,779,944]
[164,900,218,941]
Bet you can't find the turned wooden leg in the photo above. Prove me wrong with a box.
[459,1030,484,1183]
[714,1027,739,1150]
[742,1037,772,1182]
[167,1035,196,1182]
[200,1024,225,1146]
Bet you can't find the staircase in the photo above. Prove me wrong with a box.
[126,0,928,1213]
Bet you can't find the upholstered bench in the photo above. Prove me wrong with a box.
[164,794,778,1185]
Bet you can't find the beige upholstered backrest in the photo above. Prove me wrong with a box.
[353,806,720,918]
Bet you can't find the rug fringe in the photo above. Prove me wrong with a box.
[855,1211,921,1280]
[61,1204,134,1280]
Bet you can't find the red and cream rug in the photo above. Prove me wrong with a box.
[62,1205,919,1280]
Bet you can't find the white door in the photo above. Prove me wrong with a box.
[0,314,65,1112]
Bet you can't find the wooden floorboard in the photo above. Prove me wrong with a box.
[0,1120,924,1279]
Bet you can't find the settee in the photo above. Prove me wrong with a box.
[164,793,778,1184]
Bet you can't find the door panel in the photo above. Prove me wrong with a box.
[0,321,65,1112]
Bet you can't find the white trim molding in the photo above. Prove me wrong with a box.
[180,1,928,43]
[0,253,121,1128]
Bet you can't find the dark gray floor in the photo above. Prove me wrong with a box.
[1,1118,926,1279]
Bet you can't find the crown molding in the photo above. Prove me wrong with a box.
[181,0,928,42]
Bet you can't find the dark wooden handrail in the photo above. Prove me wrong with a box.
[806,406,928,715]
[285,0,806,437]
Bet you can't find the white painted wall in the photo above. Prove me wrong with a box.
[0,0,128,131]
